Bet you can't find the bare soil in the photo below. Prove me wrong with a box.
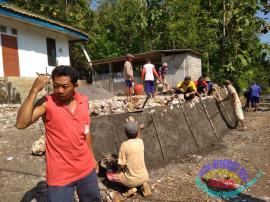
[0,111,270,202]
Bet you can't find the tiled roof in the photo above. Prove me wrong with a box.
[0,3,89,41]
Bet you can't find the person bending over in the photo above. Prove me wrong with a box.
[106,121,151,198]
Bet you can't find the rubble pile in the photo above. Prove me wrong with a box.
[31,134,46,156]
[77,85,114,101]
[89,95,193,116]
[87,90,225,117]
[0,104,20,129]
[0,104,43,129]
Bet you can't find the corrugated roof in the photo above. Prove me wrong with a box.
[92,49,201,65]
[0,3,89,41]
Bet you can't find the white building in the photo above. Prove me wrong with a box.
[0,2,89,77]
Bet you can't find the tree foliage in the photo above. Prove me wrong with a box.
[8,0,270,90]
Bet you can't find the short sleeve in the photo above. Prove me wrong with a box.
[176,81,183,88]
[118,143,127,166]
[191,82,197,91]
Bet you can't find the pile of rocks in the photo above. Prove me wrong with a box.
[0,104,43,130]
[89,95,184,116]
[0,104,20,129]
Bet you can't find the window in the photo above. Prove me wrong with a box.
[0,25,7,33]
[46,38,56,66]
[11,28,17,35]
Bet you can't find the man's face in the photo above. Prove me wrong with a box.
[128,57,133,62]
[52,76,77,102]
[184,79,191,86]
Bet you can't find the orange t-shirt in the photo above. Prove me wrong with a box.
[45,92,94,186]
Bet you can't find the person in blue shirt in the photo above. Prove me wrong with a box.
[250,82,261,112]
[205,77,213,95]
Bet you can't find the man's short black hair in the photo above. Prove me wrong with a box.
[184,75,191,81]
[125,131,138,139]
[51,65,78,84]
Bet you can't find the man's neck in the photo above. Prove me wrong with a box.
[64,97,75,105]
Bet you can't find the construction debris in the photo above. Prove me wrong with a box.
[77,85,114,101]
[88,95,203,116]
[0,104,21,129]
[31,135,46,156]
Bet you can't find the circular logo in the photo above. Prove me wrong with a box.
[196,159,263,199]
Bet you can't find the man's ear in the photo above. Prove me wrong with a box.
[74,83,79,88]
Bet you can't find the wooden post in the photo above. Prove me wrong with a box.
[109,63,113,93]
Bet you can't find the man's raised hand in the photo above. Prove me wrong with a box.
[31,75,50,93]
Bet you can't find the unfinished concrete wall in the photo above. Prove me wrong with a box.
[162,54,186,87]
[90,97,236,169]
[186,54,201,81]
[162,53,202,87]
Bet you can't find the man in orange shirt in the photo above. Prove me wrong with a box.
[16,66,101,202]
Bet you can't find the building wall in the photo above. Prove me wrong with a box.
[162,53,186,87]
[0,17,70,77]
[162,53,201,87]
[186,54,202,81]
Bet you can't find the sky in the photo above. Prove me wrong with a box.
[258,11,270,45]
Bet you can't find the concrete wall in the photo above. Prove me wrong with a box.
[90,97,236,169]
[162,54,186,87]
[162,53,201,87]
[93,73,136,94]
[0,17,70,77]
[186,54,202,80]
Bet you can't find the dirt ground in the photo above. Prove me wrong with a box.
[0,111,270,202]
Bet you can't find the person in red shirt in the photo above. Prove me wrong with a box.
[16,66,101,202]
[194,76,208,95]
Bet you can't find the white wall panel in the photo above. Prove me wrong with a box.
[0,17,70,77]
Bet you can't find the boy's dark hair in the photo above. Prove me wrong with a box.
[146,58,151,63]
[51,65,78,84]
[124,121,138,139]
[126,131,138,139]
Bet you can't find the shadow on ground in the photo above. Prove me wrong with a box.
[20,181,47,202]
[224,193,266,202]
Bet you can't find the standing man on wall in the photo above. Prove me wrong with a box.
[16,65,101,202]
[223,80,247,131]
[123,54,135,97]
